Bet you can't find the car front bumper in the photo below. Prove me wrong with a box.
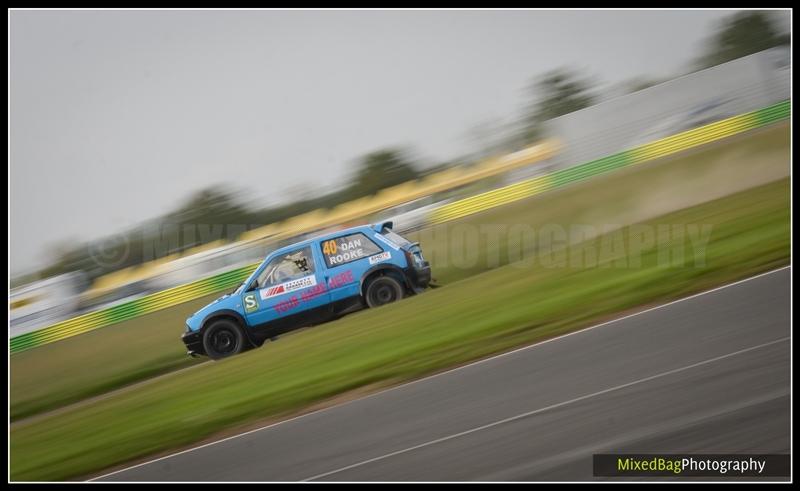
[182,329,205,357]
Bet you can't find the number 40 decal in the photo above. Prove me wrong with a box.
[322,240,337,255]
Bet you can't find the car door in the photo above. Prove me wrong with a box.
[242,245,331,328]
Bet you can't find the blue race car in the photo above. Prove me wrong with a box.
[182,221,431,359]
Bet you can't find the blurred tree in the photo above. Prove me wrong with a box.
[348,149,420,199]
[521,68,596,143]
[696,11,790,69]
[39,239,96,280]
[166,187,252,226]
[38,240,80,279]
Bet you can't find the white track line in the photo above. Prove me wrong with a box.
[89,265,790,481]
[302,336,789,481]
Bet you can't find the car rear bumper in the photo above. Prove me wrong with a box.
[405,263,431,291]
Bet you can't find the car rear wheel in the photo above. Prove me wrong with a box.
[365,275,404,308]
[203,319,246,360]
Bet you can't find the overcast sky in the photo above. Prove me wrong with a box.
[10,9,750,275]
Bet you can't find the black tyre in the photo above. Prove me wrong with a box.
[203,319,246,360]
[365,275,404,308]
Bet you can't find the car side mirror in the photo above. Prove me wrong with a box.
[249,279,259,291]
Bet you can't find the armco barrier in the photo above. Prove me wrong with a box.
[9,100,789,354]
[430,100,789,224]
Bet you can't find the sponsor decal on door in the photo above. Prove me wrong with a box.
[260,275,317,300]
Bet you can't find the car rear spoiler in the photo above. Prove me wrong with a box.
[372,221,394,233]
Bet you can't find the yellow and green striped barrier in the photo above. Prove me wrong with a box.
[10,263,258,353]
[9,100,789,354]
[431,100,790,224]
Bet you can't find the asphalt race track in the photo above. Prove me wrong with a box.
[97,267,791,482]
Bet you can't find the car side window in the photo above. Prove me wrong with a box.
[320,232,382,267]
[256,246,315,288]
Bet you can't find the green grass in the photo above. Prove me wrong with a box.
[10,177,790,481]
[9,294,214,421]
[9,123,789,422]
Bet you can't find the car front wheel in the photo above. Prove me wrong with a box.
[203,319,246,360]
